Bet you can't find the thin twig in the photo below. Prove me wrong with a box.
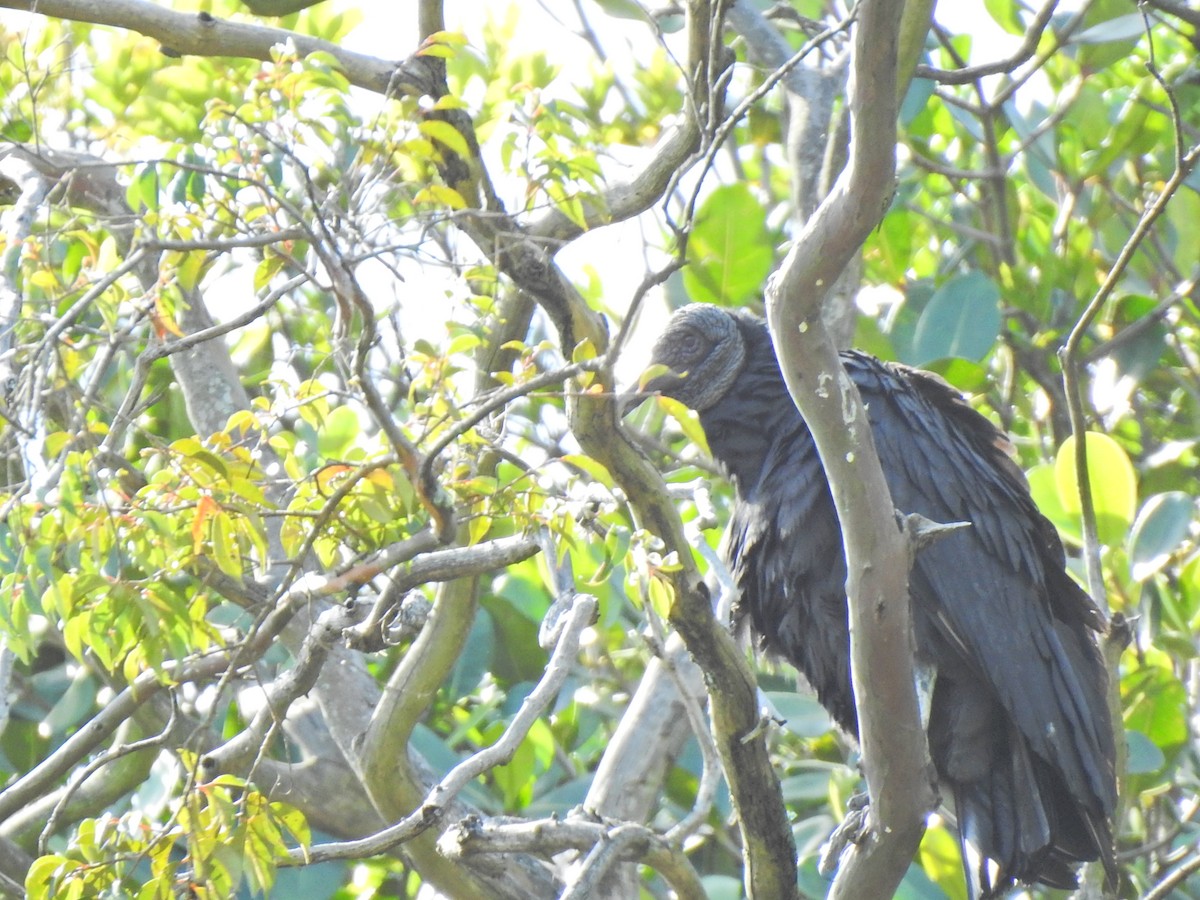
[281,591,597,864]
[916,0,1059,85]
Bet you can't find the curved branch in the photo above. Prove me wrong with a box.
[0,0,401,94]
[440,814,706,900]
[764,0,937,896]
[916,0,1058,85]
[288,592,595,866]
[525,120,701,245]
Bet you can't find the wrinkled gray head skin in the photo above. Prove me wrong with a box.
[644,304,746,411]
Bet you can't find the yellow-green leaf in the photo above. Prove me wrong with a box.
[647,574,674,619]
[656,395,711,455]
[414,184,468,209]
[1054,432,1136,546]
[418,119,472,160]
[211,512,243,577]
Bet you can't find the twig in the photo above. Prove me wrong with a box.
[916,0,1059,84]
[0,0,400,94]
[344,534,541,647]
[39,702,179,854]
[419,358,605,487]
[440,814,707,900]
[1144,850,1200,900]
[282,591,597,864]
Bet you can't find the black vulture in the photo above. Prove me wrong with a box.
[639,303,1117,898]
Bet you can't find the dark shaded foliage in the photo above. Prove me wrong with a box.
[643,304,1117,898]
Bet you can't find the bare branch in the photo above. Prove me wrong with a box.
[764,0,938,895]
[525,121,701,245]
[39,712,176,855]
[0,646,254,826]
[286,592,596,865]
[1142,0,1200,28]
[916,0,1059,84]
[1060,120,1200,606]
[0,0,401,94]
[440,814,707,900]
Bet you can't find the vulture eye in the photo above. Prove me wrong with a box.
[677,329,704,357]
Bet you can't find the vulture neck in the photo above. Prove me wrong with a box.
[697,322,801,498]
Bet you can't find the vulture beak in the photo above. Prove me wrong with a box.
[620,364,684,418]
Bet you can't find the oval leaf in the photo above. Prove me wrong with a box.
[909,271,1001,364]
[682,183,772,306]
[1129,492,1194,581]
[1054,432,1137,546]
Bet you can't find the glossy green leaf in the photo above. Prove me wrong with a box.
[1129,492,1194,581]
[908,271,1001,364]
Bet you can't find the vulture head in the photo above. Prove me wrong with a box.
[640,304,746,411]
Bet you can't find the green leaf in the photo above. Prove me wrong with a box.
[127,163,161,213]
[766,691,834,738]
[42,668,98,736]
[560,454,614,489]
[25,855,78,900]
[682,183,773,306]
[492,733,536,809]
[1027,463,1080,544]
[253,252,287,292]
[655,395,710,455]
[983,0,1027,35]
[591,0,651,21]
[211,513,243,577]
[908,271,1001,364]
[1073,0,1142,69]
[700,878,744,900]
[913,826,964,900]
[647,574,673,619]
[1129,492,1194,581]
[1125,729,1165,775]
[414,184,468,209]
[1072,12,1145,44]
[1123,651,1188,752]
[1053,433,1137,546]
[316,405,360,458]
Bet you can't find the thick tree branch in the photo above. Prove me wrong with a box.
[764,0,937,896]
[0,0,401,94]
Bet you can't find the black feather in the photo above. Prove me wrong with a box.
[643,304,1117,898]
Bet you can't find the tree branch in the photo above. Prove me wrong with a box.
[439,813,707,900]
[286,591,596,867]
[764,0,937,896]
[0,0,401,94]
[916,0,1059,85]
